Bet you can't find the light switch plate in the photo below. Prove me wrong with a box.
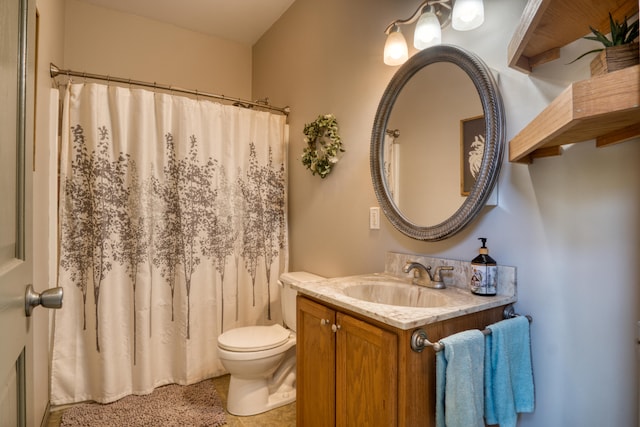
[369,207,380,230]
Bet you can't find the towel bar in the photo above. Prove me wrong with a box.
[410,305,532,353]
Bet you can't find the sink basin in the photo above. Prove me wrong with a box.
[343,282,450,308]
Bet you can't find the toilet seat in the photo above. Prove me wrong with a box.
[218,324,291,352]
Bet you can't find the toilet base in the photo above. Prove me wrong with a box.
[225,346,297,416]
[226,375,296,416]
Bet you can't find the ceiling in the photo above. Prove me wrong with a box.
[77,0,296,45]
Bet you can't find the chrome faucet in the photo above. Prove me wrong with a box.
[403,261,454,289]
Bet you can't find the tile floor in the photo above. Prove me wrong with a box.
[47,375,296,427]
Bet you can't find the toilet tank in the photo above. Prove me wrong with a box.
[278,271,324,332]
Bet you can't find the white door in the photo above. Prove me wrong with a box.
[0,0,35,425]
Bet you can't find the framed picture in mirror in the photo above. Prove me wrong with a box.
[460,115,486,196]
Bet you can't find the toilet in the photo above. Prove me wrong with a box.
[217,271,324,416]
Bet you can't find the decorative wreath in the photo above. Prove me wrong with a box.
[301,114,345,179]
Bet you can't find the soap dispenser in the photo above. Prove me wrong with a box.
[470,237,497,296]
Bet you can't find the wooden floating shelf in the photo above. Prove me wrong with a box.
[508,0,639,73]
[509,64,640,163]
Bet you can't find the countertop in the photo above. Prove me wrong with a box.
[291,273,517,330]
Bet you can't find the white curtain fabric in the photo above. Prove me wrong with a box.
[383,133,399,204]
[51,83,289,404]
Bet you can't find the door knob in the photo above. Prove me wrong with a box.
[25,284,63,317]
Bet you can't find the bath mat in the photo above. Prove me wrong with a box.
[60,379,227,426]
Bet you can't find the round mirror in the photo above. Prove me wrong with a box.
[370,45,505,241]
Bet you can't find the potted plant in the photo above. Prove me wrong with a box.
[571,13,639,76]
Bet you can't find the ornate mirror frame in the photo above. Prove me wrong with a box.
[370,44,505,241]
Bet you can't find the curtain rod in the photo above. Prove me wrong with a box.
[49,63,290,116]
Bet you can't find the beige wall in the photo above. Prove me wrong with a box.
[63,0,252,99]
[33,0,65,425]
[254,0,640,425]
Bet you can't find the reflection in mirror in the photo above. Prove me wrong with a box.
[371,45,504,241]
[386,62,483,225]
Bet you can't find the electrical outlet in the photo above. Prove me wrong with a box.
[369,207,380,230]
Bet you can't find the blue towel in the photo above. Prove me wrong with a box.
[435,329,485,427]
[484,316,535,427]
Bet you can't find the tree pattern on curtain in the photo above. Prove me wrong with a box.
[239,143,286,320]
[60,124,286,354]
[60,125,132,352]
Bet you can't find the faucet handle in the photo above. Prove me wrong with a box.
[432,266,454,282]
[403,261,428,275]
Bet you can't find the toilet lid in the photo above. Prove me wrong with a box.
[218,324,291,352]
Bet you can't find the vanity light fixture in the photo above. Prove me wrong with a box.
[451,0,484,30]
[383,24,410,66]
[414,6,442,49]
[383,0,484,65]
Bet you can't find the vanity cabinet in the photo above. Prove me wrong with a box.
[297,296,397,426]
[296,295,506,427]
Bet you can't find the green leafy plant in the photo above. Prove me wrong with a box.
[569,13,639,63]
[301,114,345,179]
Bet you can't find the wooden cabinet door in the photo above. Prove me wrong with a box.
[336,312,398,427]
[297,296,336,427]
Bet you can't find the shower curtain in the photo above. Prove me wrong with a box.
[51,82,289,405]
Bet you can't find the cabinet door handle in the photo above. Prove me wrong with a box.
[320,319,330,326]
[331,324,341,333]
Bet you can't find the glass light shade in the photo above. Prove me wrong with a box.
[452,0,484,31]
[413,10,442,49]
[384,29,409,66]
